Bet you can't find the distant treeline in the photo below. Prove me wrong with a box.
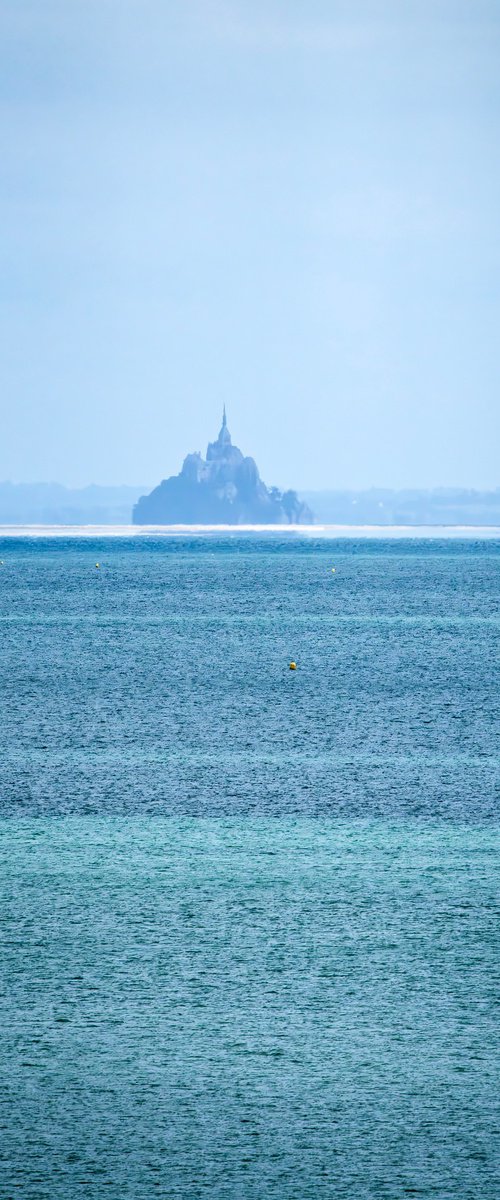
[300,489,500,526]
[0,483,146,525]
[0,482,499,526]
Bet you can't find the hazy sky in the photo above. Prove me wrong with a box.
[1,0,499,489]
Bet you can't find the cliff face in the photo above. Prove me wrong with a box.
[133,413,314,525]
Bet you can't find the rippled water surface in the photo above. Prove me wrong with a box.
[1,537,499,1198]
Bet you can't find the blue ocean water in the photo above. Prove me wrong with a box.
[0,537,499,1198]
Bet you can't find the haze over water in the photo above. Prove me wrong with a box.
[1,536,499,1198]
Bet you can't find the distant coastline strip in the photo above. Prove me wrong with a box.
[0,524,499,538]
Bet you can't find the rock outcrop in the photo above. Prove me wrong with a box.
[133,410,314,525]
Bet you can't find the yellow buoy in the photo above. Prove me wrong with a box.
[331,567,336,573]
[289,661,297,670]
[95,563,100,569]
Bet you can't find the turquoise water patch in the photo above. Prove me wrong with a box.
[1,817,498,1199]
[1,538,499,1196]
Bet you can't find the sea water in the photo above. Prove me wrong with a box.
[0,537,499,1198]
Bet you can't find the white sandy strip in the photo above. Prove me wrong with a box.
[0,524,499,539]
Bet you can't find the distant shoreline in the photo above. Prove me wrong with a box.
[0,524,499,539]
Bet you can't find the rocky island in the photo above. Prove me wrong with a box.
[133,410,314,525]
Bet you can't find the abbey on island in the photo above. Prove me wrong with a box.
[133,410,314,525]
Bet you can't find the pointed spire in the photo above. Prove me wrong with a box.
[217,405,231,446]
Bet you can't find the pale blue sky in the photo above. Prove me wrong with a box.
[1,0,499,489]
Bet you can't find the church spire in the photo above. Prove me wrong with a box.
[218,405,231,446]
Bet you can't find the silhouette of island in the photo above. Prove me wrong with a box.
[133,410,314,525]
[2,478,500,526]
